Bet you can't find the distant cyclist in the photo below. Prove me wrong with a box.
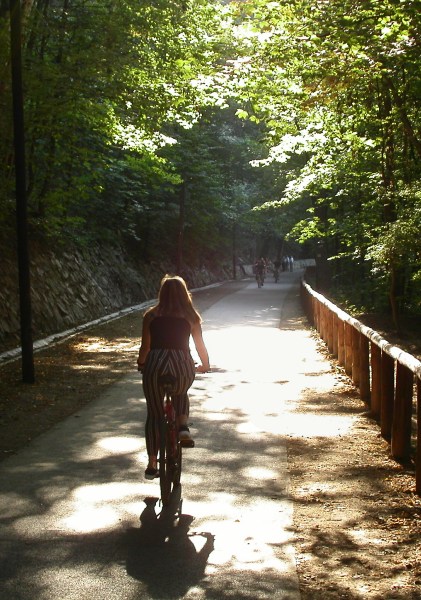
[254,257,266,288]
[137,274,210,479]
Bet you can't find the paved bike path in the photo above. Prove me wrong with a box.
[0,270,332,599]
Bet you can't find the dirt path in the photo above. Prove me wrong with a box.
[1,279,421,598]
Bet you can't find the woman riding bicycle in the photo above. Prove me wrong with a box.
[137,274,210,480]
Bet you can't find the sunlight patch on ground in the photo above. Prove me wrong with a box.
[189,495,294,573]
[202,326,325,377]
[12,476,158,538]
[201,327,299,373]
[60,482,142,533]
[74,338,134,352]
[63,506,119,532]
[286,413,355,437]
[97,436,142,454]
[193,407,230,421]
[241,465,278,480]
[349,529,386,545]
[61,499,143,534]
[74,338,106,351]
[196,380,286,409]
[72,481,139,503]
[70,364,110,371]
[235,422,265,436]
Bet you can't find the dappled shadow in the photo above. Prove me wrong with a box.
[0,318,142,457]
[285,385,421,599]
[8,271,414,598]
[0,527,130,599]
[296,389,364,415]
[0,359,299,597]
[0,376,144,528]
[126,495,215,598]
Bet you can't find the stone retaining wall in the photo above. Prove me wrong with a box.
[0,241,231,353]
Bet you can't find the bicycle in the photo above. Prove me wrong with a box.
[256,271,264,288]
[157,373,194,507]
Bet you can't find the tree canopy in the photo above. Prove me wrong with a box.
[1,0,420,322]
[228,0,421,321]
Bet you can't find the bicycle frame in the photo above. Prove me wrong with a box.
[159,380,182,507]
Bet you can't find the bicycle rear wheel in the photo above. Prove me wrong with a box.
[159,422,182,506]
[173,442,182,487]
[159,420,172,506]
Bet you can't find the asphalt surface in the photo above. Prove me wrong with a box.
[0,269,323,599]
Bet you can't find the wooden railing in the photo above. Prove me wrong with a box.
[300,279,421,495]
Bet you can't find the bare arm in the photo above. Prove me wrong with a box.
[137,312,152,369]
[191,321,210,372]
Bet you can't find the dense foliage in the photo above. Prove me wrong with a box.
[228,0,421,323]
[2,0,420,324]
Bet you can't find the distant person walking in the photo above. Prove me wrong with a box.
[282,256,288,272]
[273,259,281,282]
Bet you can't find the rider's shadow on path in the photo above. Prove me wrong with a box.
[126,491,215,598]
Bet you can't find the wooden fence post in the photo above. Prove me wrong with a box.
[327,309,334,353]
[306,286,314,324]
[352,326,360,387]
[337,317,345,367]
[312,295,317,326]
[320,304,327,342]
[359,332,370,403]
[344,322,353,376]
[417,377,421,495]
[314,299,320,333]
[381,352,395,441]
[301,278,421,495]
[391,363,414,461]
[332,312,338,357]
[370,342,381,419]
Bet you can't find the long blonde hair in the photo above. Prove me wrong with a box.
[148,274,202,324]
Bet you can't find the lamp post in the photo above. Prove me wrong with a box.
[10,0,34,382]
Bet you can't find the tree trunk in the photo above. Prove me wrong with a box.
[379,77,401,328]
[387,76,421,160]
[232,221,237,280]
[10,0,35,382]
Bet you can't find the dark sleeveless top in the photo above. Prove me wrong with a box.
[150,316,191,351]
